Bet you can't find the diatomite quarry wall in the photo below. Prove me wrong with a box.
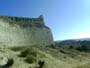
[0,15,54,47]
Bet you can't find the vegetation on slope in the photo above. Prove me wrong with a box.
[0,45,90,68]
[55,40,90,52]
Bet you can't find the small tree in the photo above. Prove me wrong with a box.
[38,60,45,68]
[76,47,82,51]
[19,49,29,57]
[50,44,56,49]
[25,55,36,64]
[5,58,14,67]
[69,45,74,49]
[82,45,87,50]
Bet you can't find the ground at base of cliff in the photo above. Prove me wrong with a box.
[0,46,90,68]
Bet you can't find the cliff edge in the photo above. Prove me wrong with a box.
[0,15,54,47]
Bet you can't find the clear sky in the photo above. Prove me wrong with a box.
[0,0,90,41]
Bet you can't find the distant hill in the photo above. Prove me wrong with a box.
[55,38,90,51]
[69,38,90,41]
[56,38,90,42]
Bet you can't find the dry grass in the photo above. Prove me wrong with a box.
[0,46,90,68]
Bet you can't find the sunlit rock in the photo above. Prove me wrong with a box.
[0,15,54,47]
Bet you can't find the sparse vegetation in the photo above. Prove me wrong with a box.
[49,44,56,49]
[59,50,65,53]
[10,46,25,51]
[18,48,37,57]
[25,55,36,64]
[1,44,90,68]
[19,48,29,57]
[76,45,88,52]
[69,45,74,49]
[17,48,37,64]
[76,47,82,51]
[55,40,90,52]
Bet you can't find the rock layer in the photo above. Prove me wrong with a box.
[0,15,54,47]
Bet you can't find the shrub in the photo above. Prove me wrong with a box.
[29,51,37,57]
[10,47,24,51]
[49,44,56,49]
[38,60,45,68]
[25,55,36,64]
[59,50,65,53]
[5,58,14,67]
[75,47,82,51]
[19,49,29,57]
[19,48,37,57]
[69,45,74,49]
[81,45,88,51]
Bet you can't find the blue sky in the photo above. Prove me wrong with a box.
[0,0,90,40]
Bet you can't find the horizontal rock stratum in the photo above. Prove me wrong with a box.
[0,15,54,47]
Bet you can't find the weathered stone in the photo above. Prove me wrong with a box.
[0,15,54,47]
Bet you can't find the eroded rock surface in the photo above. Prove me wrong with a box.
[0,15,54,47]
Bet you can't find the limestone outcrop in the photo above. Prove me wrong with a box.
[0,15,54,47]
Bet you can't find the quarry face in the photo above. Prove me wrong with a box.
[0,15,54,47]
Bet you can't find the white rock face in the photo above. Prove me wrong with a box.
[0,15,54,47]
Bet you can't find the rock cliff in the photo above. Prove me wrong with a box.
[0,15,54,47]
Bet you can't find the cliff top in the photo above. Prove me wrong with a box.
[0,15,45,27]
